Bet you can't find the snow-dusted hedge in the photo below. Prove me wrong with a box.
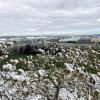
[0,43,100,100]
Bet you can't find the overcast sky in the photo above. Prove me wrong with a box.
[0,0,100,36]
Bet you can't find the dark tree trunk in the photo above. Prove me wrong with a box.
[54,86,60,100]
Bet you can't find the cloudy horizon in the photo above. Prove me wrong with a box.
[0,0,100,36]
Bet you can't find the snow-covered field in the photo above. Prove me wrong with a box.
[0,43,100,100]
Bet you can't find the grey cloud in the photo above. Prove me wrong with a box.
[0,0,100,35]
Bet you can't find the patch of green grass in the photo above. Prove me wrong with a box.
[0,54,40,72]
[16,61,28,70]
[0,54,38,70]
[85,67,98,74]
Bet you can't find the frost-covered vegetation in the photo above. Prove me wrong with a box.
[0,43,100,100]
